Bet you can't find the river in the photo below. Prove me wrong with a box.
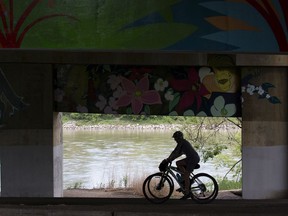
[63,129,236,189]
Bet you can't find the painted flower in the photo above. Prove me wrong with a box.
[108,97,119,110]
[183,110,207,117]
[211,96,236,117]
[115,75,162,114]
[199,67,212,82]
[257,86,265,95]
[246,84,255,95]
[108,75,122,90]
[154,78,168,91]
[113,86,123,98]
[169,111,178,116]
[95,95,107,110]
[242,74,281,105]
[164,90,174,101]
[104,106,117,114]
[170,67,210,113]
[76,105,88,113]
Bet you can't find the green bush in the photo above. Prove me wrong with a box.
[218,178,242,190]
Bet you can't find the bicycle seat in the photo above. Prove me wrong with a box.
[194,164,200,169]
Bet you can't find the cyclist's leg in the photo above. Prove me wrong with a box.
[176,159,191,197]
[176,158,186,174]
[175,159,185,192]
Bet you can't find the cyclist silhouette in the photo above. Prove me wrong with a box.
[165,131,200,199]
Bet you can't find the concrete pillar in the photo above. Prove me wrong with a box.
[242,67,288,199]
[0,64,63,197]
[53,112,63,197]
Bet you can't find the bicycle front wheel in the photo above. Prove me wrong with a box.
[143,172,174,204]
[190,173,218,204]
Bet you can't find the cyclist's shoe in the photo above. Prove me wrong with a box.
[176,182,185,192]
[180,191,192,200]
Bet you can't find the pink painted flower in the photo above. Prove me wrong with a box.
[115,76,162,114]
[170,67,210,113]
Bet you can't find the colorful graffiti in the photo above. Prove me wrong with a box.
[0,0,286,52]
[54,64,241,117]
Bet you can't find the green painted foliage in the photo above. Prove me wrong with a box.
[18,0,195,49]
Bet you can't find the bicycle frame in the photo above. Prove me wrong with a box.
[161,163,196,192]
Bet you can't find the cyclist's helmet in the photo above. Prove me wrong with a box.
[172,131,183,139]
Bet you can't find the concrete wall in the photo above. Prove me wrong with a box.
[0,64,62,197]
[242,67,288,199]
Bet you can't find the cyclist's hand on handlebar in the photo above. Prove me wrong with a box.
[159,159,169,171]
[161,159,168,165]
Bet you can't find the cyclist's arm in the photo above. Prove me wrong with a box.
[166,144,182,162]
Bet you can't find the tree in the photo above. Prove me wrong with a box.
[182,117,242,181]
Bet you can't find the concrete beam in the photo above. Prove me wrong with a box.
[0,49,287,66]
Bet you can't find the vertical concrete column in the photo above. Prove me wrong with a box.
[53,112,63,197]
[242,67,288,199]
[0,64,63,197]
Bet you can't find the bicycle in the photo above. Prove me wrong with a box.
[142,161,218,204]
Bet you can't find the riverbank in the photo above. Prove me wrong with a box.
[63,121,238,131]
[63,121,182,131]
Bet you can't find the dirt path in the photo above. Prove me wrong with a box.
[64,188,242,199]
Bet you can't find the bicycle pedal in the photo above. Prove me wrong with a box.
[176,188,183,193]
[180,192,192,200]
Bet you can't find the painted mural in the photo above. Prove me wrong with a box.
[0,0,78,48]
[242,68,281,105]
[0,0,286,52]
[0,68,28,126]
[54,63,241,117]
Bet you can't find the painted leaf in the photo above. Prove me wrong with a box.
[269,96,281,104]
[169,92,180,112]
[205,16,258,31]
[261,83,275,91]
[126,107,132,115]
[144,105,151,115]
[99,0,181,27]
[99,23,197,49]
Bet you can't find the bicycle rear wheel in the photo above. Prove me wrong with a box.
[190,173,218,204]
[142,172,174,204]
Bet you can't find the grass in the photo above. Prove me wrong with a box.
[66,181,85,189]
[62,113,196,126]
[217,178,242,190]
